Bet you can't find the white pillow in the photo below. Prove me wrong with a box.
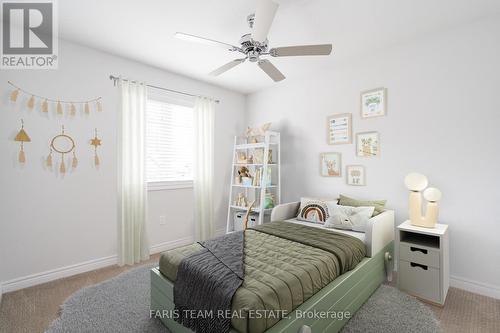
[324,203,375,232]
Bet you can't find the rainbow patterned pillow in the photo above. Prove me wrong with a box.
[296,198,332,224]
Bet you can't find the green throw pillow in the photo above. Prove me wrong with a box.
[338,194,386,217]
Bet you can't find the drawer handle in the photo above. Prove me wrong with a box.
[410,262,428,270]
[410,246,427,254]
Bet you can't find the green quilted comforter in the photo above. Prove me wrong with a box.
[159,221,366,333]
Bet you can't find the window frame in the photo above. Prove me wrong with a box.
[146,92,195,191]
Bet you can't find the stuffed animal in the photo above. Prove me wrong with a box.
[238,166,251,178]
[245,123,272,141]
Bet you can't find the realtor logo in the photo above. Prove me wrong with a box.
[1,0,58,69]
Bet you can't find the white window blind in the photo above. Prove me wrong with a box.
[146,99,194,183]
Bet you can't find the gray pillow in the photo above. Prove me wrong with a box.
[338,194,386,217]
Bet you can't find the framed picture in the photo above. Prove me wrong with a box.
[361,87,387,118]
[320,152,342,177]
[346,165,366,186]
[327,113,352,145]
[356,132,380,157]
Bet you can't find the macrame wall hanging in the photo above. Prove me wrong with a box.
[47,126,78,174]
[8,81,102,116]
[90,128,102,167]
[14,119,31,164]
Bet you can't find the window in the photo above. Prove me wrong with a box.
[146,99,194,189]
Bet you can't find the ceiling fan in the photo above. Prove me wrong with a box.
[175,0,332,82]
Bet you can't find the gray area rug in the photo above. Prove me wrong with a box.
[46,264,170,333]
[46,265,439,333]
[341,284,440,333]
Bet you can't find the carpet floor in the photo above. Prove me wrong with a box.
[43,264,439,333]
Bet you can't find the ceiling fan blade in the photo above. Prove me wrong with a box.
[209,59,246,76]
[270,44,333,57]
[257,59,285,82]
[175,32,239,51]
[252,0,279,42]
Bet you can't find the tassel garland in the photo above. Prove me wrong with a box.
[94,154,100,166]
[56,101,63,115]
[27,95,35,110]
[70,103,76,116]
[7,81,102,116]
[42,99,49,113]
[10,89,20,102]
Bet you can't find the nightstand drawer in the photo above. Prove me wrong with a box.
[400,242,439,268]
[399,260,440,303]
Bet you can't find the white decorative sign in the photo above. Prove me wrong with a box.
[327,113,352,145]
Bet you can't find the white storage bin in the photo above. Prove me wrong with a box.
[234,211,258,231]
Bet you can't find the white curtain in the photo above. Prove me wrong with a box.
[118,79,150,266]
[193,97,216,241]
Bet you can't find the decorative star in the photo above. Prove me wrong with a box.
[91,137,101,147]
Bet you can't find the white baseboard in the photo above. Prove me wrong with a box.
[149,236,194,254]
[450,275,500,300]
[1,255,118,294]
[1,236,196,294]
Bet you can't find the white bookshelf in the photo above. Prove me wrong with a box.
[226,131,281,233]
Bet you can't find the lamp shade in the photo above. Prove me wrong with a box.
[424,187,442,202]
[404,173,428,191]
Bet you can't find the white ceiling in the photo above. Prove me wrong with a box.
[59,0,500,94]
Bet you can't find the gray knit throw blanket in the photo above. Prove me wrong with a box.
[174,231,245,333]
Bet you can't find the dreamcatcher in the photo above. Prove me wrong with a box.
[47,126,78,174]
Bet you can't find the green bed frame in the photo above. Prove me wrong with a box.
[150,241,393,333]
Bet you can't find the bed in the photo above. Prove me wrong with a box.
[151,202,394,333]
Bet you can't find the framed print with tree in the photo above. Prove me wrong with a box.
[361,87,387,118]
[327,113,352,145]
[320,152,342,177]
[356,131,380,157]
[346,165,366,186]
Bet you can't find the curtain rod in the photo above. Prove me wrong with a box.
[109,75,220,103]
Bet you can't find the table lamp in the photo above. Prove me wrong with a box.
[404,173,442,228]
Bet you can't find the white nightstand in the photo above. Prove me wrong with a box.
[397,220,449,306]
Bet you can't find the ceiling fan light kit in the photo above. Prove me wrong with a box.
[175,0,333,82]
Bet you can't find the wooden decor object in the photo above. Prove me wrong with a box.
[90,128,102,166]
[49,125,77,174]
[14,119,31,164]
[243,200,256,230]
